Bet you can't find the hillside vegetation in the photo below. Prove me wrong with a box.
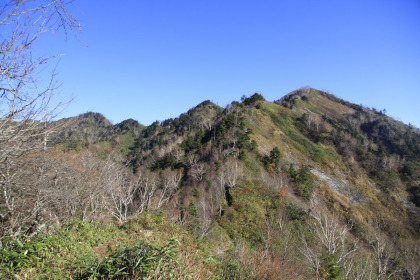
[1,88,419,279]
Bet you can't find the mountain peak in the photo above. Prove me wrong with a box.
[276,86,312,103]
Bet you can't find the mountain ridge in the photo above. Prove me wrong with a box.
[3,88,418,279]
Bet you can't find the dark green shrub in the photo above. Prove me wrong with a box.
[242,93,265,106]
[239,150,248,161]
[150,153,176,170]
[288,165,314,199]
[284,202,307,222]
[188,202,199,217]
[401,163,415,177]
[319,251,345,280]
[79,239,179,279]
[410,185,420,207]
[192,187,200,197]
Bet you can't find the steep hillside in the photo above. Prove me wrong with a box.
[1,90,419,279]
[276,87,420,209]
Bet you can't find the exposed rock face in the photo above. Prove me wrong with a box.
[310,168,369,205]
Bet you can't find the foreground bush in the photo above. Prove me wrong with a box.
[0,213,217,279]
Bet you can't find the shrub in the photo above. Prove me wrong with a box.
[80,238,179,279]
[242,93,265,106]
[288,165,314,199]
[318,251,345,280]
[284,202,307,222]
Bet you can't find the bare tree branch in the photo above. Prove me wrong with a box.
[0,0,80,240]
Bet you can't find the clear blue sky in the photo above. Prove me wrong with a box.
[37,0,420,127]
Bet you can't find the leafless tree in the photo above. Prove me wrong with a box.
[260,169,288,192]
[135,170,157,213]
[76,151,106,221]
[215,170,226,217]
[0,152,49,238]
[346,253,374,280]
[303,112,320,133]
[186,152,198,167]
[208,159,242,217]
[301,194,358,279]
[224,159,242,190]
[100,153,162,223]
[369,232,402,279]
[156,169,182,208]
[400,240,420,280]
[0,0,80,239]
[34,150,107,224]
[198,196,212,239]
[102,162,138,223]
[189,162,206,182]
[171,145,185,162]
[199,116,213,131]
[0,148,102,239]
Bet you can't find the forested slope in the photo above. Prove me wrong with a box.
[1,89,419,279]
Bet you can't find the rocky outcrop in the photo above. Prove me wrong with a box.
[310,168,369,205]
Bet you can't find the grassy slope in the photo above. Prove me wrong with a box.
[247,95,417,240]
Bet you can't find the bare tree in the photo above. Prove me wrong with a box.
[156,169,182,208]
[171,145,185,162]
[198,196,212,239]
[0,0,80,239]
[301,194,358,279]
[100,154,161,223]
[186,152,198,167]
[303,112,320,133]
[0,152,49,238]
[189,162,206,182]
[400,240,420,280]
[0,148,103,238]
[369,232,402,279]
[208,159,242,217]
[102,163,138,223]
[224,159,242,190]
[215,170,226,217]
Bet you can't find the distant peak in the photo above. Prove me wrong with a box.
[275,86,312,105]
[76,112,113,127]
[187,100,222,115]
[78,111,107,119]
[114,118,143,131]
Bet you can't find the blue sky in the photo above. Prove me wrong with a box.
[38,0,420,127]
